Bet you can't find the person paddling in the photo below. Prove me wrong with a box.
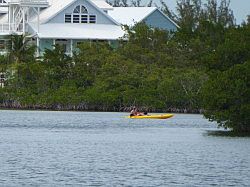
[130,107,147,116]
[130,107,138,116]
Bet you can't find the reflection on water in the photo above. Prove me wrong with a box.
[0,110,250,186]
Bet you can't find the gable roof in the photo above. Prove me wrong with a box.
[91,0,113,10]
[29,23,125,40]
[108,7,157,26]
[31,0,73,23]
[108,7,179,28]
[146,8,179,29]
[31,0,118,25]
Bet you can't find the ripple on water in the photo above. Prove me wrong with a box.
[0,110,249,186]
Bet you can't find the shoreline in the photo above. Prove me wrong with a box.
[0,106,203,114]
[2,108,250,136]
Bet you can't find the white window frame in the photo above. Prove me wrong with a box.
[64,5,97,24]
[64,14,72,23]
[89,15,97,24]
[73,14,80,23]
[80,14,88,23]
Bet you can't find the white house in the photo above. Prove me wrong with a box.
[0,0,178,56]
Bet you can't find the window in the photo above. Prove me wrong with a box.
[89,15,96,23]
[65,5,96,24]
[0,40,5,50]
[73,5,88,14]
[73,14,80,23]
[81,15,88,23]
[65,14,72,23]
[81,6,88,14]
[55,39,68,53]
[73,5,81,13]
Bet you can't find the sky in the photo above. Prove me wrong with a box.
[155,0,250,24]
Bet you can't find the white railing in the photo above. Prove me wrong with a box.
[0,23,18,33]
[14,9,23,31]
[9,0,48,4]
[0,0,49,5]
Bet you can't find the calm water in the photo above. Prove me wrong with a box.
[0,110,249,186]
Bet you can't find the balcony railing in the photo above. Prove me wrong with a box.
[10,0,48,3]
[0,0,48,6]
[0,23,19,33]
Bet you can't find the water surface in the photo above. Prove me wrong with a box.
[0,110,249,186]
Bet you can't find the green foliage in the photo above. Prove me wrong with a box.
[0,0,249,132]
[204,24,250,71]
[6,34,36,64]
[0,55,8,71]
[202,61,250,132]
[158,68,207,109]
[160,0,176,21]
[175,0,235,33]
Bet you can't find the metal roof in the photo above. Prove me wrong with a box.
[29,23,125,40]
[32,0,74,23]
[31,0,117,24]
[108,7,157,26]
[91,0,113,10]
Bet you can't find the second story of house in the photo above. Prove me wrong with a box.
[0,0,178,37]
[29,0,118,25]
[107,7,178,31]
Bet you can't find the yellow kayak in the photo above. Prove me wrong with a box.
[129,114,174,119]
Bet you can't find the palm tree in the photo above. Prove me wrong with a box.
[6,34,36,64]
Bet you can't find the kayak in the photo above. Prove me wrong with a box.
[129,114,174,119]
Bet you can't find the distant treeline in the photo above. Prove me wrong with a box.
[0,0,249,132]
